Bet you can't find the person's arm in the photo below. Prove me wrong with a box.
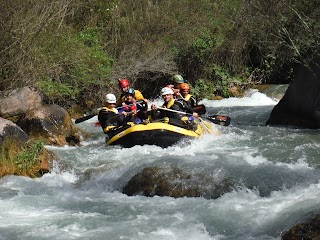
[187,96,199,117]
[98,109,108,130]
[116,94,125,107]
[98,109,123,134]
[171,103,186,119]
[134,90,148,104]
[190,96,198,108]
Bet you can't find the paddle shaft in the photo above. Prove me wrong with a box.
[157,107,231,126]
[75,113,97,124]
[75,102,139,124]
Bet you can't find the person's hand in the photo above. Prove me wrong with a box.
[151,104,156,110]
[192,112,198,118]
[122,112,127,117]
[143,99,148,104]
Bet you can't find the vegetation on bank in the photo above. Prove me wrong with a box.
[0,0,319,177]
[0,0,319,110]
[0,139,50,178]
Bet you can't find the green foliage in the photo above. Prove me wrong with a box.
[192,79,216,100]
[15,141,44,174]
[212,64,250,97]
[174,32,216,83]
[37,79,78,100]
[0,138,45,177]
[1,0,320,105]
[35,27,113,105]
[69,0,116,29]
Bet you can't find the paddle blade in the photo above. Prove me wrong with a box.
[193,104,206,115]
[207,115,231,126]
[93,121,101,127]
[75,114,97,124]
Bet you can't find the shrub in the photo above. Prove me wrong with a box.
[35,27,113,107]
[0,139,46,177]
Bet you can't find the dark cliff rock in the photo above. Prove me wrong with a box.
[267,61,320,128]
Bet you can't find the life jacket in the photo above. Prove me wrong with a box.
[122,100,137,112]
[116,89,145,106]
[101,106,118,114]
[162,98,175,109]
[182,94,197,109]
[183,94,192,101]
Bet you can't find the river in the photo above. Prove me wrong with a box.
[1,89,319,240]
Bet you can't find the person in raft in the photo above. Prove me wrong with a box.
[120,88,142,124]
[167,74,184,98]
[178,83,199,118]
[98,93,127,138]
[150,87,194,128]
[116,78,148,109]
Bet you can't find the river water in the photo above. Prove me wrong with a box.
[1,89,319,240]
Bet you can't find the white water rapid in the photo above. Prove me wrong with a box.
[1,89,319,240]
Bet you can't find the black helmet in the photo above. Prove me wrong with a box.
[125,88,135,95]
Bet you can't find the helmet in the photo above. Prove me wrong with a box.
[172,74,184,83]
[180,83,190,91]
[118,79,129,88]
[161,87,174,96]
[125,88,135,96]
[105,93,116,103]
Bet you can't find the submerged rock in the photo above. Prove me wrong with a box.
[282,213,320,240]
[267,60,320,128]
[122,166,235,199]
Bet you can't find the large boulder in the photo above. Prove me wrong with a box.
[17,104,80,146]
[0,117,29,144]
[122,166,234,199]
[266,61,320,128]
[0,86,42,118]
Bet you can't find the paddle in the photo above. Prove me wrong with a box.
[75,113,97,124]
[205,114,231,126]
[74,102,141,124]
[193,104,206,115]
[156,107,231,126]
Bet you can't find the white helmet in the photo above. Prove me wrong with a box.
[105,93,116,103]
[161,87,174,96]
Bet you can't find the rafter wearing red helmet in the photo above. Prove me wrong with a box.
[116,78,147,107]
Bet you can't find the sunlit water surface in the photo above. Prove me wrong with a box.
[1,89,319,240]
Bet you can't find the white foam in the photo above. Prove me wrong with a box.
[275,158,313,170]
[207,182,320,234]
[200,89,278,107]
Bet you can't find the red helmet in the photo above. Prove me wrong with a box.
[118,79,129,88]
